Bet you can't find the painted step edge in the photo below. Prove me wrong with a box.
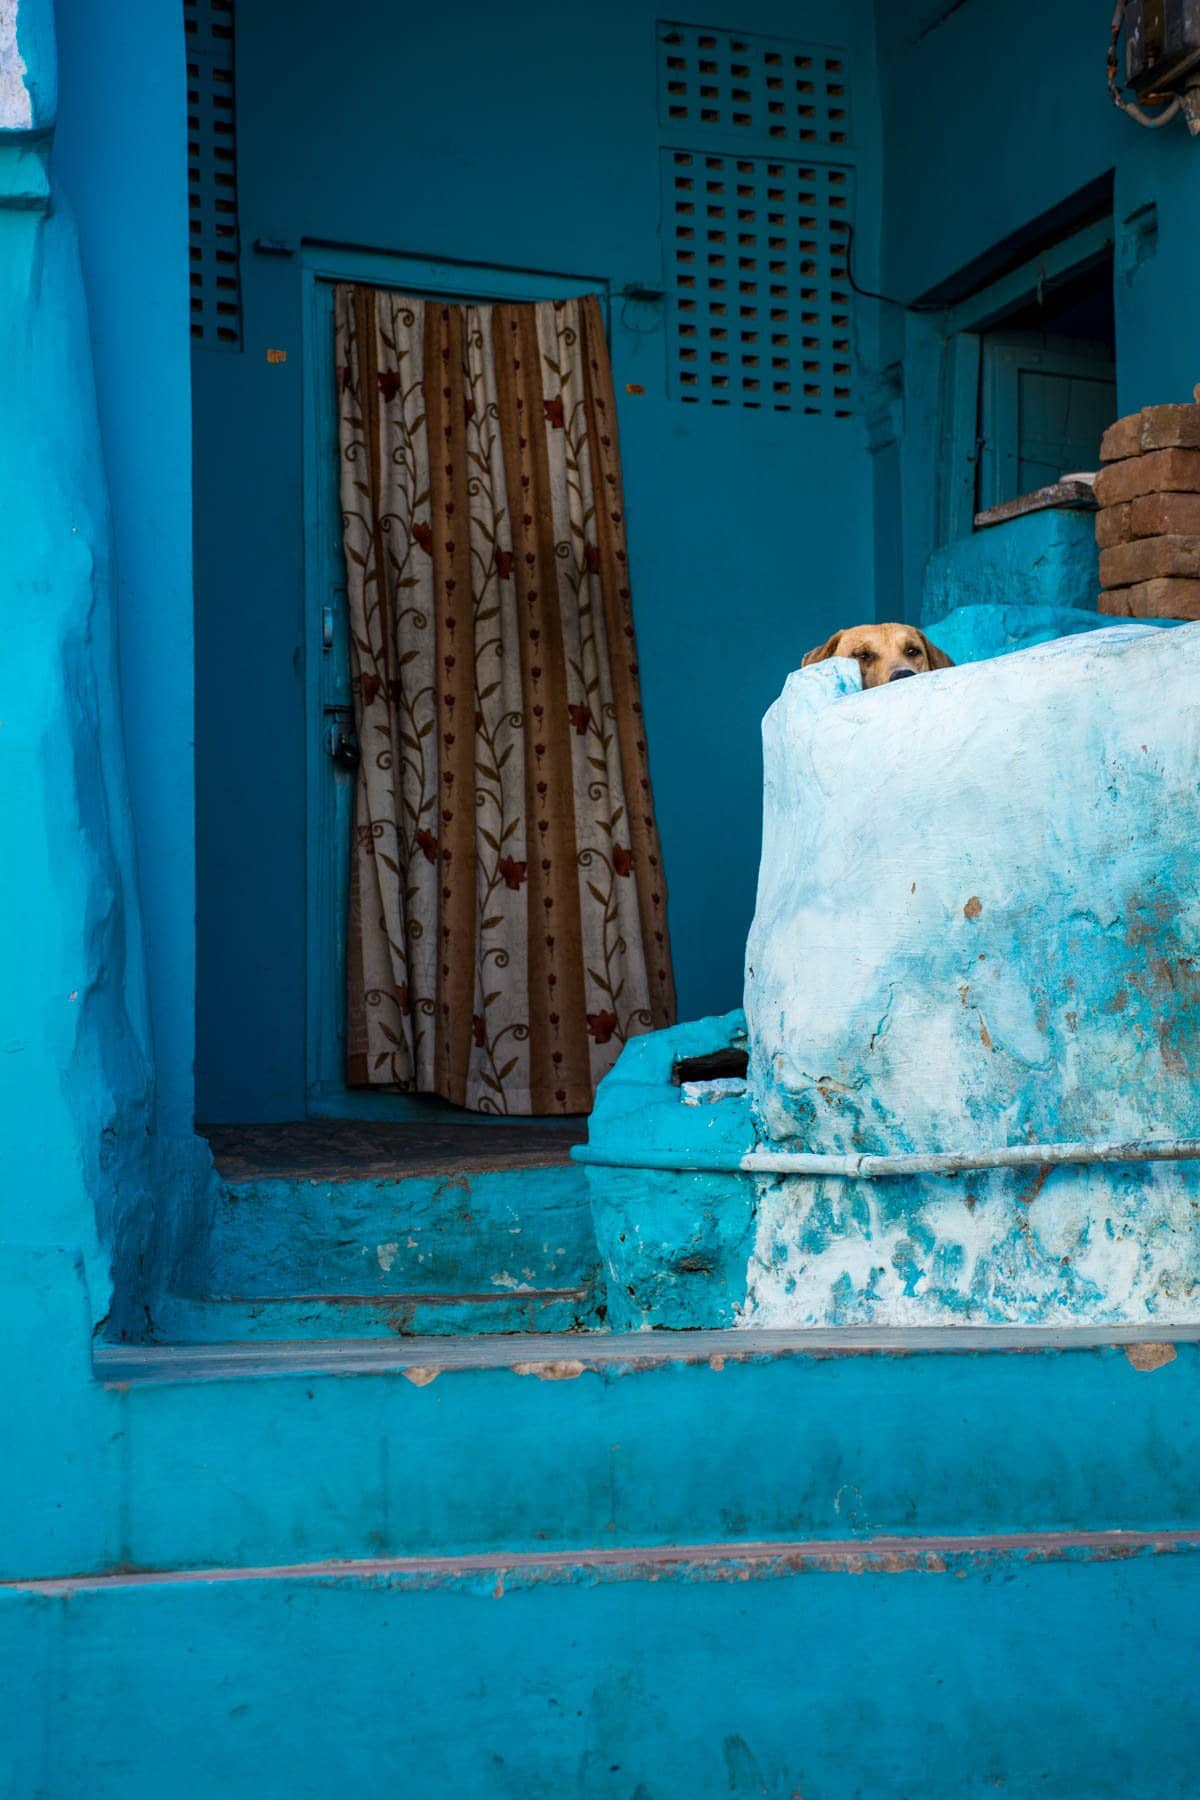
[203,1161,598,1299]
[94,1322,1200,1385]
[8,1529,1200,1597]
[146,1287,604,1344]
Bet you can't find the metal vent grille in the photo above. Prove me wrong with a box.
[185,0,242,348]
[663,149,854,415]
[657,20,850,151]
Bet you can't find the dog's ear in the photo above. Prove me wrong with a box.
[801,630,846,667]
[918,631,954,671]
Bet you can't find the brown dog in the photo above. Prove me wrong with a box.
[802,622,954,689]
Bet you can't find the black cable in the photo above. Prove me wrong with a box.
[838,221,944,314]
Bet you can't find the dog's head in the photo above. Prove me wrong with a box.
[801,622,954,689]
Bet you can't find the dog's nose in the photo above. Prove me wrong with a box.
[888,667,916,682]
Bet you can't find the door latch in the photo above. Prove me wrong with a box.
[325,711,360,769]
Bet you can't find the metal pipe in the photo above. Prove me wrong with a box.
[571,1137,1200,1179]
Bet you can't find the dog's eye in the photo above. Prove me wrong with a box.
[904,645,922,658]
[856,649,874,662]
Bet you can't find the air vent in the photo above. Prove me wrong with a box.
[185,0,243,349]
[664,149,854,415]
[657,20,850,151]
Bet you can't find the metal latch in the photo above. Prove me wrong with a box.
[325,708,360,769]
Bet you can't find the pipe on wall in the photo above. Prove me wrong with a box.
[571,1138,1200,1179]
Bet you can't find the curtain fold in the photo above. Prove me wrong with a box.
[335,286,674,1114]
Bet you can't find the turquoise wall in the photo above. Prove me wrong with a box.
[49,0,213,1315]
[55,0,197,1149]
[1,0,210,1331]
[6,7,1200,1783]
[875,0,1200,621]
[193,0,885,1120]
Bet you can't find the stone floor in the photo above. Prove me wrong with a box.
[198,1119,586,1182]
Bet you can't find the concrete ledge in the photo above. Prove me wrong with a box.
[95,1322,1200,1386]
[8,1528,1200,1595]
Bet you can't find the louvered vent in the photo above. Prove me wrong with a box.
[657,21,850,151]
[663,149,854,415]
[185,0,242,348]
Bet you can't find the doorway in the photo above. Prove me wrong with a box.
[976,263,1116,512]
[937,215,1116,543]
[302,249,618,1122]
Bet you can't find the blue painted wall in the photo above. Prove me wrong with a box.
[47,0,214,1313]
[55,0,197,1147]
[1,0,212,1334]
[193,0,885,1120]
[875,0,1200,621]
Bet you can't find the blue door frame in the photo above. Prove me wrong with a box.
[935,214,1115,543]
[300,246,611,1120]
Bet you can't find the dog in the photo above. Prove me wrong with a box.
[802,623,954,689]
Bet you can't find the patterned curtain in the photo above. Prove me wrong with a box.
[334,287,675,1114]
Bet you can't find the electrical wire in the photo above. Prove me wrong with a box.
[1107,0,1183,128]
[838,221,944,313]
[835,3,1181,323]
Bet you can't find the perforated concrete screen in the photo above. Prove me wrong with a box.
[657,20,851,149]
[656,21,856,414]
[663,149,854,413]
[186,0,243,348]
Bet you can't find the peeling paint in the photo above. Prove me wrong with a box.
[585,629,1200,1330]
[0,0,32,130]
[512,1359,587,1381]
[401,1365,440,1387]
[739,631,1200,1327]
[1125,1342,1177,1373]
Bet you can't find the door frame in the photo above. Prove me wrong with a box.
[300,243,611,1118]
[935,214,1114,544]
[977,330,1116,511]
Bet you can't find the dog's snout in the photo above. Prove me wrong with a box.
[888,667,916,682]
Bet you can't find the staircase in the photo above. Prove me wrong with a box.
[23,1127,1199,1794]
[6,1311,1200,1796]
[156,1120,604,1339]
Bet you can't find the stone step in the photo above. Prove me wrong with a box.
[152,1286,601,1340]
[193,1122,601,1330]
[4,1529,1200,1797]
[82,1326,1200,1582]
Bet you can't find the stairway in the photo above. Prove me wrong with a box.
[56,1127,1200,1794]
[158,1120,604,1340]
[6,1319,1200,1796]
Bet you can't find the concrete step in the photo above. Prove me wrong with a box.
[83,1325,1200,1581]
[189,1122,603,1333]
[152,1286,599,1340]
[5,1528,1200,1797]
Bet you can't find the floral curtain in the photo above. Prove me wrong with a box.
[334,286,675,1114]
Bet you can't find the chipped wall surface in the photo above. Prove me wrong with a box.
[747,627,1200,1149]
[742,1161,1200,1327]
[586,624,1200,1328]
[0,1,32,128]
[741,624,1200,1324]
